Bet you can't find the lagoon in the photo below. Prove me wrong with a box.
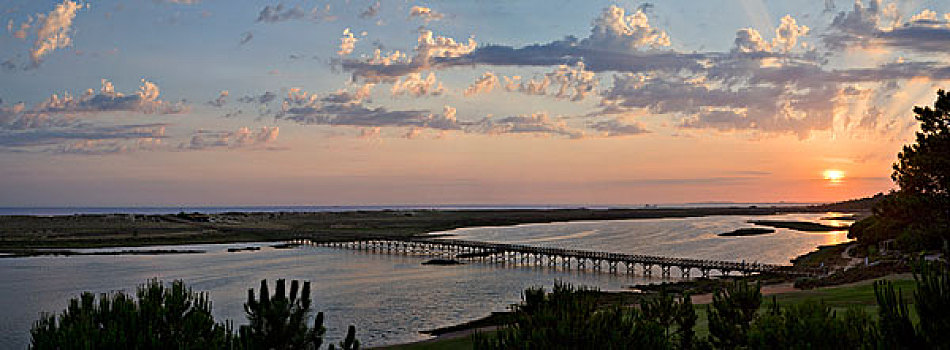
[0,212,849,348]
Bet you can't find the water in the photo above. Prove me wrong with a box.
[0,212,849,348]
[431,213,851,265]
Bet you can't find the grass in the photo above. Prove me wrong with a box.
[771,277,916,306]
[378,335,476,350]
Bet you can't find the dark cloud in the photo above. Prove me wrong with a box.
[1,59,15,71]
[222,110,243,118]
[0,123,167,154]
[273,88,590,138]
[823,0,836,14]
[206,90,228,107]
[359,1,380,19]
[180,126,279,150]
[153,0,201,4]
[470,112,584,139]
[239,31,253,45]
[876,25,950,52]
[829,61,950,82]
[448,42,705,73]
[822,1,950,52]
[277,89,459,130]
[238,91,277,105]
[588,118,650,136]
[256,4,305,22]
[255,3,334,23]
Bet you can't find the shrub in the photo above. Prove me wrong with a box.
[30,279,233,350]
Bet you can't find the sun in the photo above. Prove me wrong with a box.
[823,169,846,183]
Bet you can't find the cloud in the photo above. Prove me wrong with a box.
[276,88,460,130]
[504,62,598,101]
[390,72,444,97]
[588,118,650,136]
[875,24,950,52]
[360,1,380,19]
[0,122,168,154]
[358,127,381,139]
[207,90,229,107]
[154,0,200,4]
[733,15,810,54]
[825,0,900,48]
[267,85,607,139]
[772,15,810,53]
[464,71,499,96]
[585,5,670,50]
[321,83,375,104]
[471,112,585,139]
[256,3,305,22]
[1,59,15,71]
[0,119,278,154]
[238,91,277,105]
[256,3,334,23]
[822,1,950,52]
[403,127,423,139]
[734,28,772,53]
[338,28,358,56]
[7,16,32,39]
[325,3,950,140]
[27,0,86,67]
[409,6,445,22]
[239,31,253,45]
[596,65,843,139]
[339,29,475,82]
[2,79,187,130]
[408,6,700,76]
[415,29,477,61]
[181,126,279,150]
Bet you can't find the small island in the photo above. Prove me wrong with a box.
[718,228,775,236]
[422,258,463,266]
[226,246,261,253]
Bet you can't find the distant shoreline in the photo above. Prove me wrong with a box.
[0,203,821,216]
[0,205,862,252]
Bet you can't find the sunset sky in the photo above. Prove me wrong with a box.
[2,0,949,206]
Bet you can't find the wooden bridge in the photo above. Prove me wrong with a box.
[294,238,818,278]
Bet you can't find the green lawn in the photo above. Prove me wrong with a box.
[379,335,474,350]
[772,278,916,306]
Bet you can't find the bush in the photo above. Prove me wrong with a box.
[748,298,876,350]
[30,279,233,350]
[474,282,675,350]
[31,279,359,350]
[237,279,333,349]
[707,280,761,349]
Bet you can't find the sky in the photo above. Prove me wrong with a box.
[1,0,949,206]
